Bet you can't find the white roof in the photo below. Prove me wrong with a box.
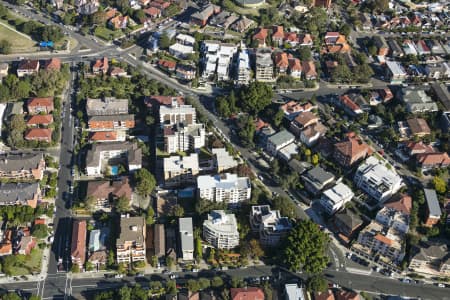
[164,154,199,172]
[238,50,250,70]
[176,33,195,45]
[356,156,403,188]
[204,210,239,235]
[169,43,194,55]
[386,61,406,76]
[197,173,250,190]
[212,148,237,169]
[285,284,305,300]
[322,182,354,204]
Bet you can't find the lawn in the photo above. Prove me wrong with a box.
[9,247,43,276]
[94,26,123,41]
[0,21,36,53]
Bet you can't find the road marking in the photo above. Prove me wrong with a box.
[40,277,46,300]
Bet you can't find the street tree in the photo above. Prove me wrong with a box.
[306,275,328,292]
[134,168,156,197]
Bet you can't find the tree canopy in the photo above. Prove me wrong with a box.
[283,220,329,274]
[134,168,156,197]
[239,82,273,115]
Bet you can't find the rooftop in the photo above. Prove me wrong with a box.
[117,216,145,245]
[424,188,442,217]
[267,130,295,146]
[204,210,238,235]
[0,152,43,173]
[197,173,250,190]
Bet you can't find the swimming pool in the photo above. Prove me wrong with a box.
[111,166,119,175]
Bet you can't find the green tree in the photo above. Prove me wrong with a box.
[249,239,264,259]
[151,255,158,267]
[145,115,155,126]
[159,33,171,49]
[171,204,184,217]
[211,276,223,288]
[32,224,48,239]
[85,195,96,211]
[0,39,11,54]
[198,277,211,290]
[118,286,132,300]
[237,115,256,148]
[312,154,319,166]
[273,109,285,128]
[272,195,297,219]
[239,82,273,115]
[71,264,80,273]
[166,280,178,294]
[146,206,155,225]
[2,293,21,300]
[114,196,130,212]
[187,279,200,292]
[134,168,156,197]
[298,46,312,60]
[195,237,202,259]
[433,176,447,194]
[306,275,328,292]
[283,220,330,274]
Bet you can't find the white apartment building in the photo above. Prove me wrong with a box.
[255,48,274,82]
[197,173,251,205]
[159,103,197,126]
[179,217,194,261]
[175,33,195,46]
[212,148,238,172]
[236,49,251,85]
[201,41,238,81]
[250,205,292,246]
[163,154,199,187]
[320,182,354,215]
[169,43,195,59]
[116,216,146,264]
[164,123,206,153]
[203,210,239,249]
[375,206,409,235]
[354,156,404,203]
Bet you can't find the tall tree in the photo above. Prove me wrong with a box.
[239,82,273,115]
[134,168,156,197]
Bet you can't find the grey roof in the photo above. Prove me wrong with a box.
[268,130,295,146]
[179,217,194,252]
[0,182,39,204]
[5,102,23,117]
[305,166,335,185]
[86,141,142,168]
[431,83,450,111]
[387,39,403,55]
[88,114,134,122]
[154,224,165,257]
[117,216,145,245]
[86,97,129,116]
[335,210,362,230]
[288,159,313,174]
[0,152,43,172]
[424,188,442,217]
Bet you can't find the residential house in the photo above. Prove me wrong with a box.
[376,194,411,235]
[324,32,351,54]
[86,177,133,210]
[0,63,8,83]
[302,60,317,80]
[169,43,194,59]
[0,230,12,256]
[231,288,264,300]
[253,28,268,47]
[85,142,142,176]
[197,173,251,206]
[71,220,87,269]
[17,60,39,77]
[409,242,450,275]
[290,111,319,134]
[87,115,135,131]
[25,128,53,143]
[109,15,128,29]
[27,97,54,114]
[109,67,128,77]
[75,0,99,15]
[144,7,161,18]
[417,152,450,170]
[163,153,199,187]
[266,130,295,156]
[354,155,403,203]
[158,59,177,73]
[416,40,431,55]
[212,148,238,172]
[274,51,289,75]
[86,97,128,116]
[163,123,205,153]
[431,83,450,112]
[0,152,45,180]
[18,236,36,255]
[230,16,255,33]
[203,210,239,249]
[385,61,407,84]
[26,114,54,127]
[144,95,184,113]
[424,189,442,227]
[298,34,313,47]
[250,205,292,246]
[407,118,431,137]
[190,4,220,26]
[255,48,274,82]
[302,166,335,196]
[320,182,354,215]
[314,290,335,300]
[116,216,146,264]
[373,36,389,56]
[154,224,165,258]
[335,291,360,300]
[179,217,194,260]
[92,57,109,75]
[338,95,363,117]
[272,25,284,46]
[401,89,438,113]
[313,0,332,8]
[43,58,61,71]
[387,39,403,57]
[176,64,196,81]
[288,57,302,79]
[334,133,372,167]
[281,101,316,121]
[333,210,363,243]
[285,283,305,300]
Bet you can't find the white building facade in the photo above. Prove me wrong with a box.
[203,210,239,249]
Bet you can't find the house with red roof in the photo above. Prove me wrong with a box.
[158,59,177,72]
[416,40,431,55]
[27,114,54,127]
[25,128,53,143]
[27,97,54,114]
[17,59,39,77]
[284,32,298,47]
[92,57,109,75]
[71,220,87,269]
[302,60,317,80]
[288,57,302,79]
[271,25,284,46]
[274,52,288,75]
[109,15,128,29]
[417,152,450,171]
[144,6,161,18]
[89,131,125,142]
[230,287,264,300]
[43,58,61,71]
[253,28,268,47]
[18,236,36,255]
[338,95,363,117]
[333,132,372,167]
[298,34,313,47]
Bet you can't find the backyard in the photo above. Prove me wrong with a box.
[0,21,36,53]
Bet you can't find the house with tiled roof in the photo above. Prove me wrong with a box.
[43,58,61,71]
[109,67,127,77]
[338,95,363,117]
[253,27,268,47]
[27,114,54,127]
[89,131,125,142]
[301,123,327,147]
[92,57,109,75]
[274,51,288,75]
[404,141,435,157]
[176,64,196,81]
[334,132,372,167]
[144,6,161,18]
[0,152,45,180]
[109,15,128,29]
[0,182,41,208]
[71,220,87,269]
[158,59,177,72]
[409,242,450,276]
[288,57,302,79]
[284,32,298,47]
[88,115,135,131]
[298,34,313,47]
[190,4,220,26]
[86,177,132,210]
[281,101,315,120]
[27,97,54,114]
[324,32,351,54]
[333,210,363,243]
[376,194,412,235]
[18,236,36,255]
[406,118,431,137]
[290,111,319,135]
[17,59,39,77]
[314,290,335,300]
[271,25,284,46]
[416,40,431,55]
[302,60,317,80]
[335,290,360,300]
[25,128,53,143]
[0,230,12,256]
[230,287,264,300]
[417,152,450,170]
[144,95,185,111]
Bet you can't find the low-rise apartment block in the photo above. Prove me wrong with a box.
[87,114,135,131]
[354,156,403,203]
[320,182,354,215]
[163,123,206,153]
[0,182,41,208]
[409,242,450,276]
[86,97,129,116]
[86,177,132,210]
[376,194,411,235]
[255,48,274,82]
[250,205,292,246]
[71,220,87,269]
[179,217,194,261]
[424,189,442,227]
[203,210,239,249]
[27,97,54,114]
[197,173,251,206]
[0,152,45,180]
[302,166,335,196]
[266,130,295,156]
[85,142,142,176]
[159,103,196,126]
[116,216,146,264]
[333,133,372,167]
[236,49,251,85]
[201,41,237,81]
[385,61,407,84]
[17,60,39,77]
[163,154,199,187]
[212,148,238,172]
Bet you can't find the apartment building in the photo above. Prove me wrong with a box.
[197,173,251,205]
[376,194,411,235]
[0,152,45,180]
[86,97,129,116]
[266,130,295,156]
[385,61,407,84]
[85,142,142,176]
[86,177,132,210]
[353,220,405,265]
[159,103,196,126]
[154,224,165,258]
[27,97,54,114]
[163,154,199,187]
[424,189,442,227]
[320,182,354,215]
[301,166,335,196]
[71,220,87,269]
[354,156,403,203]
[255,48,274,82]
[163,123,206,153]
[179,217,194,261]
[250,205,292,246]
[203,210,239,249]
[201,41,238,81]
[333,133,372,167]
[409,243,450,275]
[212,148,238,172]
[88,114,135,131]
[0,182,41,208]
[236,49,251,85]
[116,216,146,264]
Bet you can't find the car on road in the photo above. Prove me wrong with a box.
[169,274,178,279]
[136,273,145,277]
[437,283,445,288]
[114,274,123,279]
